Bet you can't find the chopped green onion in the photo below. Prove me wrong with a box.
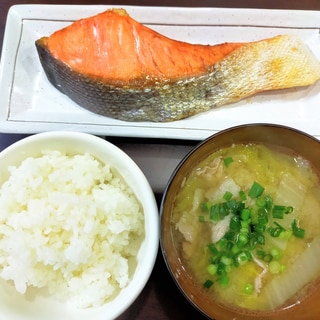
[223,157,234,167]
[239,190,247,201]
[268,227,283,238]
[217,262,227,275]
[255,215,268,232]
[240,220,250,230]
[272,208,284,219]
[231,244,241,255]
[273,205,286,211]
[264,194,273,210]
[203,279,214,288]
[243,283,254,295]
[223,191,233,201]
[248,236,258,249]
[292,219,305,238]
[224,231,236,241]
[257,233,266,245]
[269,260,286,274]
[272,205,294,219]
[217,238,228,250]
[221,256,233,266]
[274,221,285,230]
[235,251,250,266]
[200,202,210,212]
[263,253,273,263]
[270,247,281,260]
[254,223,266,233]
[256,197,266,208]
[256,249,266,259]
[285,206,294,214]
[237,232,249,247]
[208,243,219,255]
[229,215,241,231]
[207,264,218,275]
[257,208,269,226]
[225,199,238,211]
[248,181,265,198]
[241,208,251,221]
[250,210,259,225]
[210,204,221,221]
[197,182,304,294]
[219,275,229,286]
[225,265,232,273]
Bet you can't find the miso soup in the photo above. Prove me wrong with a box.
[172,143,320,312]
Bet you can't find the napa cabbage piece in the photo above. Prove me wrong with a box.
[274,172,307,216]
[259,235,320,310]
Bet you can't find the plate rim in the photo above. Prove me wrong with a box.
[0,4,320,140]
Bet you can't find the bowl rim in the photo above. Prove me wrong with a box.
[159,123,320,319]
[0,130,159,320]
[163,122,320,190]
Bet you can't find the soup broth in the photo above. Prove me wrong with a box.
[172,143,320,312]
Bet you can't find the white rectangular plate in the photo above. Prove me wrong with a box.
[1,5,320,140]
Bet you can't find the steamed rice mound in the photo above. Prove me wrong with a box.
[0,150,144,308]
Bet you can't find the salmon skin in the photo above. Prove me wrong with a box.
[35,9,320,122]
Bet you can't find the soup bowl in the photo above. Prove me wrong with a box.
[160,123,320,320]
[0,131,159,320]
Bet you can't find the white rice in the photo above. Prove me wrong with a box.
[0,150,144,308]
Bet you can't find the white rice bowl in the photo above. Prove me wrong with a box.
[0,131,159,320]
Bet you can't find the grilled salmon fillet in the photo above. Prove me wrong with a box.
[35,8,320,122]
